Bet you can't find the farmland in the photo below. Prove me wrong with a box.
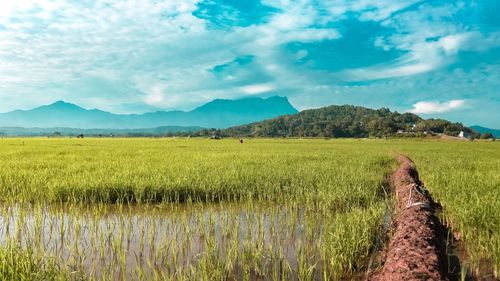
[0,138,498,280]
[395,141,500,278]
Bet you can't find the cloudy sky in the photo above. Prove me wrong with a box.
[0,0,499,127]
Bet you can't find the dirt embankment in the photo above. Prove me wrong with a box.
[370,155,460,281]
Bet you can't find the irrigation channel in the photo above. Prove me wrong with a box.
[369,155,465,281]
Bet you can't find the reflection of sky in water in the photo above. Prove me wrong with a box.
[0,203,329,280]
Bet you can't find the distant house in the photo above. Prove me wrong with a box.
[458,131,469,138]
[397,129,404,134]
[210,130,222,139]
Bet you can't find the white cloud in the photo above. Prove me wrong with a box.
[241,84,275,95]
[0,0,497,117]
[0,2,37,17]
[439,33,468,55]
[295,50,308,60]
[0,0,345,111]
[345,61,436,80]
[144,85,166,106]
[252,0,341,46]
[319,0,421,22]
[1,0,435,111]
[344,2,500,82]
[408,99,466,114]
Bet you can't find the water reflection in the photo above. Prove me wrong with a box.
[0,202,330,280]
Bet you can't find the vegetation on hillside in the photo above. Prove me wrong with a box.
[216,105,479,138]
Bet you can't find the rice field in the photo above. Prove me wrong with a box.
[0,138,497,280]
[394,140,500,278]
[0,138,393,280]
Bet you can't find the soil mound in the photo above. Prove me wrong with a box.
[370,155,460,281]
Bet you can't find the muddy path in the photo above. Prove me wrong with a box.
[369,155,462,281]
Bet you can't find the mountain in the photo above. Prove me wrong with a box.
[0,96,298,129]
[218,105,479,138]
[470,126,500,138]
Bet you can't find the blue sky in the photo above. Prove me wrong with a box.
[0,0,499,127]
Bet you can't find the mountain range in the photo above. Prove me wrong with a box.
[470,126,500,138]
[1,96,497,138]
[0,96,298,130]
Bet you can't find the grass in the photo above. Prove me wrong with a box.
[392,140,500,277]
[0,138,393,207]
[1,202,386,280]
[0,242,74,281]
[0,138,393,280]
[0,138,497,279]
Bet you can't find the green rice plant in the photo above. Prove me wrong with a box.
[390,140,500,278]
[2,138,495,279]
[0,138,393,208]
[0,242,74,281]
[0,201,386,280]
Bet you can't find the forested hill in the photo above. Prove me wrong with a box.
[218,105,478,138]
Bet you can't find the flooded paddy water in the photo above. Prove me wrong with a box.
[0,138,392,279]
[0,202,360,280]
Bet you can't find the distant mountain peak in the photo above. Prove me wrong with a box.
[53,100,69,105]
[0,96,298,129]
[193,96,298,115]
[45,100,84,110]
[267,95,288,101]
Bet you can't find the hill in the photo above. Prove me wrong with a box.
[470,126,500,138]
[0,96,298,129]
[219,105,479,138]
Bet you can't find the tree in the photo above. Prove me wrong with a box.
[480,132,494,139]
[213,104,477,139]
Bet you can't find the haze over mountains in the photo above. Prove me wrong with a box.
[0,96,298,130]
[1,96,498,138]
[470,126,500,138]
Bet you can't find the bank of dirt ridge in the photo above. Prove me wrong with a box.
[370,155,460,281]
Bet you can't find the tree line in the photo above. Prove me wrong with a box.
[202,105,480,138]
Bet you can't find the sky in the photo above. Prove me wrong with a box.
[0,0,499,127]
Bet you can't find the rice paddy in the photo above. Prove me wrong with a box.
[394,140,500,278]
[0,138,497,280]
